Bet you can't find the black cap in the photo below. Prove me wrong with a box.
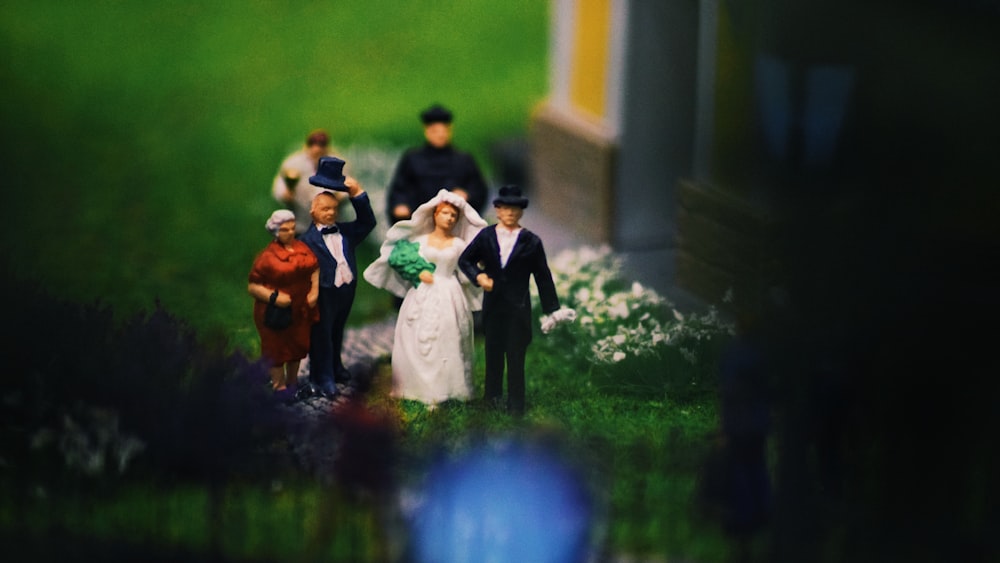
[420,104,453,125]
[492,185,529,209]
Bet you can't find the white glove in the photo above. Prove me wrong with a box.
[540,307,577,334]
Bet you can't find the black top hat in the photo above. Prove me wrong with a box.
[492,185,529,209]
[420,104,453,125]
[309,156,348,191]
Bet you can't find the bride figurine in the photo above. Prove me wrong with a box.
[363,189,487,406]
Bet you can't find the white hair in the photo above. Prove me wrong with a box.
[265,209,296,235]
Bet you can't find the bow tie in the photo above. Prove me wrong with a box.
[320,226,339,235]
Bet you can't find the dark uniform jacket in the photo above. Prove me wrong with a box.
[386,143,488,221]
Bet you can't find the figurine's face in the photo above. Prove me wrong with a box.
[306,141,327,161]
[434,203,459,232]
[495,204,523,229]
[424,123,452,148]
[276,221,296,245]
[311,193,339,226]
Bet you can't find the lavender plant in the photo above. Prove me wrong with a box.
[2,269,290,486]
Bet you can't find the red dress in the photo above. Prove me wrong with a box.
[249,239,319,364]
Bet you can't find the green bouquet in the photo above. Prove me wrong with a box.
[388,239,436,286]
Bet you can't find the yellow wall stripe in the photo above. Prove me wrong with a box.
[569,0,611,119]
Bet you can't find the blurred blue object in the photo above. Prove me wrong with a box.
[410,440,593,563]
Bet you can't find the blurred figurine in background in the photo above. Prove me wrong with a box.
[458,186,575,415]
[300,156,376,400]
[363,189,486,408]
[385,104,489,224]
[272,129,349,235]
[248,209,319,400]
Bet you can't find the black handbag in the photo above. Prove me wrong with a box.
[264,290,293,330]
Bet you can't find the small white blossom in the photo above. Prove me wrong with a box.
[631,281,644,297]
[609,302,630,320]
[545,243,734,367]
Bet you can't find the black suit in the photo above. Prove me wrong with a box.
[300,193,376,392]
[386,143,488,222]
[459,225,559,413]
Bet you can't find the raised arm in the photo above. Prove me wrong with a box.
[343,178,376,243]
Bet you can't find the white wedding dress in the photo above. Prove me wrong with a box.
[392,235,475,405]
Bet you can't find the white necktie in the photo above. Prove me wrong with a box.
[322,230,353,287]
[498,228,520,268]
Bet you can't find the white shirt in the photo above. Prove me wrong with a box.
[319,224,354,287]
[496,226,522,268]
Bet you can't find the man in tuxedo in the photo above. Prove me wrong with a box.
[300,156,376,399]
[458,185,572,415]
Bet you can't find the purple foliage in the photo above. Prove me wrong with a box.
[2,269,295,484]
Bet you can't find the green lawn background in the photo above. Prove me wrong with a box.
[0,4,745,560]
[0,0,548,349]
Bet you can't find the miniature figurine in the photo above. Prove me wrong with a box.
[247,209,320,399]
[385,104,489,224]
[458,185,575,415]
[363,189,487,407]
[300,156,376,399]
[271,129,348,235]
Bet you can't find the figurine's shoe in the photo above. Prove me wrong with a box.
[294,383,317,402]
[317,382,339,400]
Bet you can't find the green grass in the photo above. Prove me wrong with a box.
[1,342,732,561]
[0,2,738,560]
[2,480,393,561]
[0,0,548,349]
[368,338,734,561]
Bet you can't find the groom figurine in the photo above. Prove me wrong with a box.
[459,185,573,415]
[301,156,376,399]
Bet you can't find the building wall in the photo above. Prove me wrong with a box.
[531,0,623,244]
[530,0,705,299]
[613,0,698,251]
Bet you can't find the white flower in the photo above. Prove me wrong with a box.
[673,309,685,322]
[612,351,627,363]
[631,281,644,297]
[612,334,626,345]
[609,302,629,320]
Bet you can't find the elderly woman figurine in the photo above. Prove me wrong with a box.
[248,209,319,398]
[364,189,486,407]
